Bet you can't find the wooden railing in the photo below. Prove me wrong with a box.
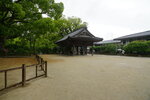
[0,55,47,91]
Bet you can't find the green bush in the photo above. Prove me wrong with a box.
[37,47,58,54]
[123,41,150,55]
[6,44,31,56]
[93,44,117,54]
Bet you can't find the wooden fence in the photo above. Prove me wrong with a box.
[0,55,47,91]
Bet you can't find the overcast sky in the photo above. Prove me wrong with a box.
[56,0,150,40]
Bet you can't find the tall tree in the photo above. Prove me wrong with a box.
[55,16,87,37]
[0,0,64,55]
[32,16,88,54]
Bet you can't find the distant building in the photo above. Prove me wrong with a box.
[114,30,150,44]
[94,40,121,46]
[56,27,103,55]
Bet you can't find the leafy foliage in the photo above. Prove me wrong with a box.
[0,0,87,56]
[93,44,117,54]
[0,0,64,55]
[55,16,87,37]
[123,41,150,55]
[1,17,87,55]
[34,17,87,54]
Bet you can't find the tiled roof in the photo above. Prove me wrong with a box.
[114,30,150,40]
[94,40,121,45]
[56,27,103,43]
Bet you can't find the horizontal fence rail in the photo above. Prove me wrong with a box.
[0,55,47,91]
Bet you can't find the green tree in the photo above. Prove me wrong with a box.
[0,0,87,56]
[34,16,88,54]
[0,0,64,55]
[55,16,87,37]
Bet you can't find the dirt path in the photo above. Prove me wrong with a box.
[1,55,150,100]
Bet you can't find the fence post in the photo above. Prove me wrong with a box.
[36,65,38,77]
[45,61,47,77]
[22,64,26,86]
[4,71,7,88]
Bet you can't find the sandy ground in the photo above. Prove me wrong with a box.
[0,56,37,70]
[0,55,150,100]
[0,56,38,90]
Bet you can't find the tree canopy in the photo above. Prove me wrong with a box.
[0,0,63,43]
[0,0,87,56]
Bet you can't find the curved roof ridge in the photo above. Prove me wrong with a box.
[56,27,86,43]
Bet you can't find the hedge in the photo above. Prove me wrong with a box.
[123,40,150,55]
[93,44,118,54]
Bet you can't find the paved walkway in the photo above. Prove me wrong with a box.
[0,55,150,100]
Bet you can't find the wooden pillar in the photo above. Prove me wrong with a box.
[76,46,79,55]
[85,46,87,55]
[79,47,81,55]
[72,45,75,55]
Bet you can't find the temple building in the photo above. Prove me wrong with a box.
[56,27,103,55]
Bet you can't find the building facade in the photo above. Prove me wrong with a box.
[114,30,150,44]
[56,27,103,55]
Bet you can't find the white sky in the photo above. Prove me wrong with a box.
[55,0,150,40]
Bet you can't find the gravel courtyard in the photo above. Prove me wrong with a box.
[1,55,150,100]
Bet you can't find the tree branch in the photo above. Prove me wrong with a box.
[15,0,22,3]
[1,11,9,22]
[11,20,29,24]
[33,12,43,15]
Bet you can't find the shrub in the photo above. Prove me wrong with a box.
[6,44,31,56]
[123,41,149,55]
[93,44,117,54]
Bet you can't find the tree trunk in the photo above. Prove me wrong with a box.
[0,37,8,56]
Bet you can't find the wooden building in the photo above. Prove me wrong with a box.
[56,27,103,55]
[114,30,150,44]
